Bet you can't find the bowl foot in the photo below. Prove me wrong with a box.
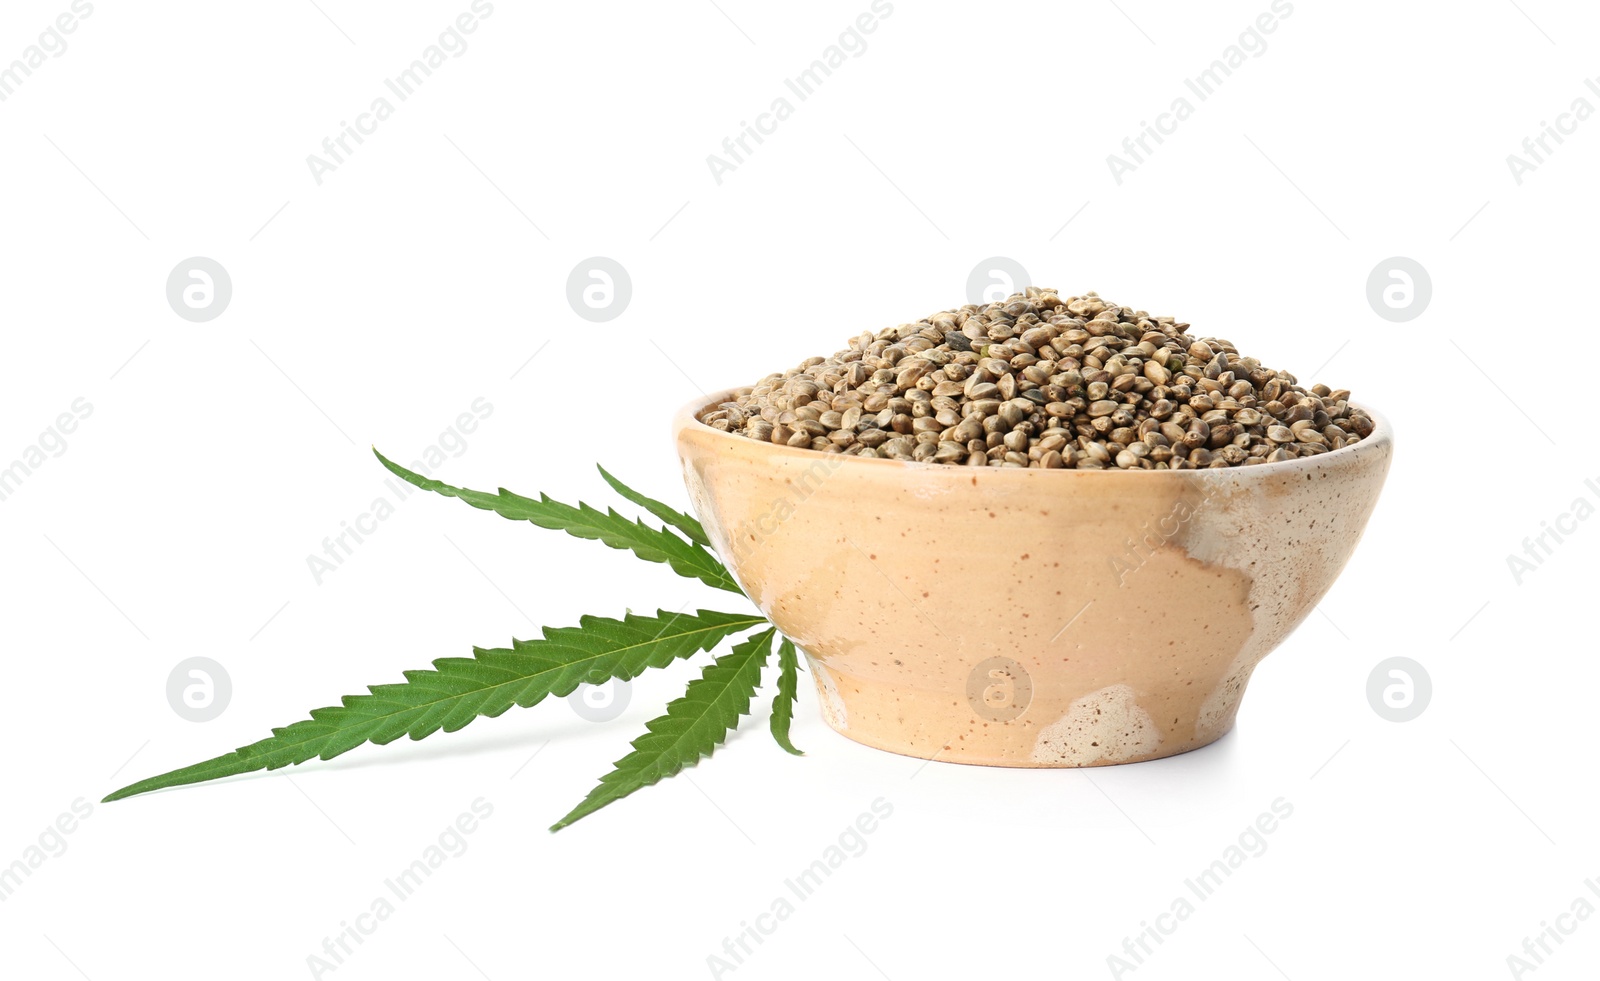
[808,660,1241,769]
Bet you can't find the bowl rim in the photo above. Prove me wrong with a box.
[674,387,1393,477]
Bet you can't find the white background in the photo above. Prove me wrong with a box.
[2,1,1597,978]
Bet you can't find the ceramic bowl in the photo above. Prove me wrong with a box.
[673,389,1393,767]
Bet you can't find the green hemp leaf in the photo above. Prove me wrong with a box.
[107,454,807,831]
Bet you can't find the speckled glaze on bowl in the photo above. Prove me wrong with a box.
[674,390,1393,767]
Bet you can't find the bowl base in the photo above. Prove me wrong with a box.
[808,660,1241,769]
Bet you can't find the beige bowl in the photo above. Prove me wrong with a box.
[674,390,1393,767]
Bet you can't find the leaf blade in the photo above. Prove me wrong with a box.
[597,464,710,547]
[104,609,767,803]
[770,637,804,756]
[550,627,777,830]
[373,449,740,595]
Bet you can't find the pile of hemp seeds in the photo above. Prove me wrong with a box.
[702,288,1373,469]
